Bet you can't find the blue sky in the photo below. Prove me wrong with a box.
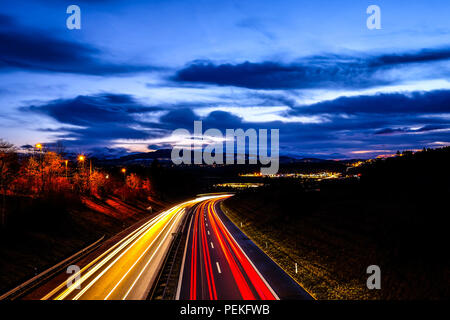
[1,0,450,158]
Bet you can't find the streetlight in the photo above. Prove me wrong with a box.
[77,155,86,174]
[64,160,68,179]
[121,168,127,183]
[35,143,43,192]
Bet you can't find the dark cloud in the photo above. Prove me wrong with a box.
[159,108,197,127]
[23,94,161,126]
[173,59,377,90]
[21,93,162,148]
[203,110,243,128]
[0,14,159,75]
[289,90,450,116]
[21,89,450,158]
[172,48,450,90]
[375,124,450,135]
[372,48,450,67]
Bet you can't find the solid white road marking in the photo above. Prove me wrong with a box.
[214,202,280,300]
[216,262,221,274]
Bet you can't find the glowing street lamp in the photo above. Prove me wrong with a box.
[121,168,127,183]
[35,143,44,191]
[64,160,69,179]
[77,155,86,173]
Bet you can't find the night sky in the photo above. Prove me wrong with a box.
[1,0,450,158]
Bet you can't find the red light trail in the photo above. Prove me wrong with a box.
[184,196,277,300]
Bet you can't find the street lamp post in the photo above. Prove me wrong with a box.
[77,155,86,174]
[65,160,68,179]
[121,168,127,183]
[35,143,43,193]
[78,155,85,165]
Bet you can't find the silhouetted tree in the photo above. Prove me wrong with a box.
[0,140,18,226]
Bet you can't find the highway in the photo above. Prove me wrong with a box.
[40,195,221,300]
[176,196,279,300]
[30,194,310,300]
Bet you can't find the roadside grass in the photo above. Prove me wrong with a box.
[220,201,370,299]
[221,186,449,300]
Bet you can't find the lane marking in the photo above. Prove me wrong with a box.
[44,195,226,300]
[106,210,183,299]
[216,262,222,274]
[76,208,181,300]
[214,201,280,300]
[210,242,214,249]
[43,210,166,299]
[122,212,184,300]
[207,231,210,235]
[55,208,173,300]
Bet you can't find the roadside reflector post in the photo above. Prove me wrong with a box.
[265,241,268,249]
[240,222,242,227]
[295,263,298,274]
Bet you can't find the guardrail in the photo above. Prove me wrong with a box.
[147,206,193,300]
[0,235,105,300]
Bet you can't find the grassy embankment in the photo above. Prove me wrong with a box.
[222,149,450,299]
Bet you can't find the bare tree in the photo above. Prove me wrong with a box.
[0,139,18,226]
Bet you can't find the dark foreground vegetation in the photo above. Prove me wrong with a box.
[223,147,450,299]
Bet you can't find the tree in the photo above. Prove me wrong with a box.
[41,152,65,193]
[126,173,141,190]
[23,156,41,194]
[0,140,18,226]
[89,170,106,196]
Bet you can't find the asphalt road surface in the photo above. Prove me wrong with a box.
[176,196,312,300]
[21,194,311,300]
[39,196,220,300]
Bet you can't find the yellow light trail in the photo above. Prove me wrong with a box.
[41,195,227,300]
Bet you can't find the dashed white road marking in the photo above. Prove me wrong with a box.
[216,262,221,274]
[210,242,214,249]
[207,231,210,235]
